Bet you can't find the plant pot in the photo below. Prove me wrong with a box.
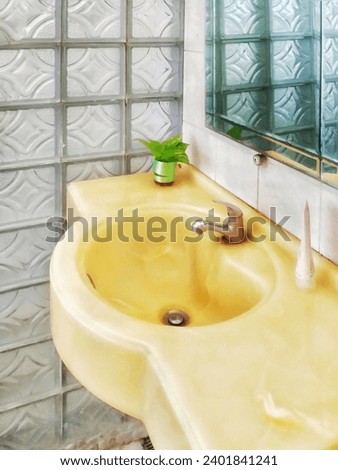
[152,161,177,185]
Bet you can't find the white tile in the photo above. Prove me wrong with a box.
[215,137,258,208]
[184,0,206,53]
[320,183,338,264]
[183,122,217,180]
[258,158,321,250]
[183,51,205,128]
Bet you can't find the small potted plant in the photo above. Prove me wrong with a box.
[138,134,189,185]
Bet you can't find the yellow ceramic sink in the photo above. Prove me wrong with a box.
[82,207,274,327]
[50,166,338,450]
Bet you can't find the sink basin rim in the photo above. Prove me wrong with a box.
[51,204,278,335]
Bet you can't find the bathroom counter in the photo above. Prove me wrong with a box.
[51,165,338,450]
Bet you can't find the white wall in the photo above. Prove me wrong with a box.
[183,0,338,265]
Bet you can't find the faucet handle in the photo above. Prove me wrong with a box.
[212,200,243,218]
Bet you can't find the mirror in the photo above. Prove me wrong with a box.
[206,0,338,188]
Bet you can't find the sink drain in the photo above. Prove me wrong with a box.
[162,309,189,327]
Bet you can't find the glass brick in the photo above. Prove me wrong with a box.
[224,90,269,130]
[322,0,338,33]
[0,108,56,165]
[0,397,61,450]
[131,47,180,95]
[0,166,56,227]
[322,125,338,163]
[221,0,266,36]
[67,48,121,97]
[66,158,122,182]
[323,38,338,77]
[206,44,213,95]
[222,42,268,87]
[128,155,153,174]
[0,0,56,43]
[66,104,122,157]
[271,0,312,34]
[0,226,54,289]
[273,85,315,130]
[63,388,134,446]
[0,49,55,101]
[131,0,180,38]
[323,82,338,123]
[0,284,51,349]
[67,0,122,39]
[0,341,60,409]
[130,100,180,152]
[206,0,214,40]
[272,39,312,82]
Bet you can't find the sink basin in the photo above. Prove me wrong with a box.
[51,166,338,450]
[82,207,274,326]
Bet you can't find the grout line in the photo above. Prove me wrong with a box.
[0,335,53,354]
[0,277,50,295]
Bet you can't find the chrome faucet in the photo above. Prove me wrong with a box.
[191,200,245,244]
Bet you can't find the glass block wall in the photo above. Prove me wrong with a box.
[211,0,321,156]
[0,0,183,449]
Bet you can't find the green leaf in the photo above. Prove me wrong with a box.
[163,134,182,147]
[137,135,189,164]
[175,154,190,164]
[137,139,163,158]
[226,126,242,140]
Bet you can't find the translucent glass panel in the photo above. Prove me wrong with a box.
[67,47,122,98]
[323,83,338,122]
[131,0,181,38]
[323,0,338,32]
[270,0,313,34]
[221,0,266,36]
[224,91,268,129]
[67,0,122,39]
[0,0,56,43]
[0,226,54,289]
[323,38,338,77]
[0,284,51,348]
[0,397,62,450]
[221,43,268,87]
[130,100,180,150]
[272,40,313,82]
[221,0,313,36]
[62,387,147,449]
[0,167,56,226]
[63,388,123,444]
[66,159,122,182]
[0,109,56,166]
[131,47,180,94]
[66,104,122,157]
[0,49,56,102]
[0,0,183,450]
[273,85,315,130]
[0,341,59,409]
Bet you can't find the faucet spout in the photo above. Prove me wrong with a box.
[191,200,245,244]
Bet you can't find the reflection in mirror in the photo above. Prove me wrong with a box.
[206,0,338,188]
[322,0,338,164]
